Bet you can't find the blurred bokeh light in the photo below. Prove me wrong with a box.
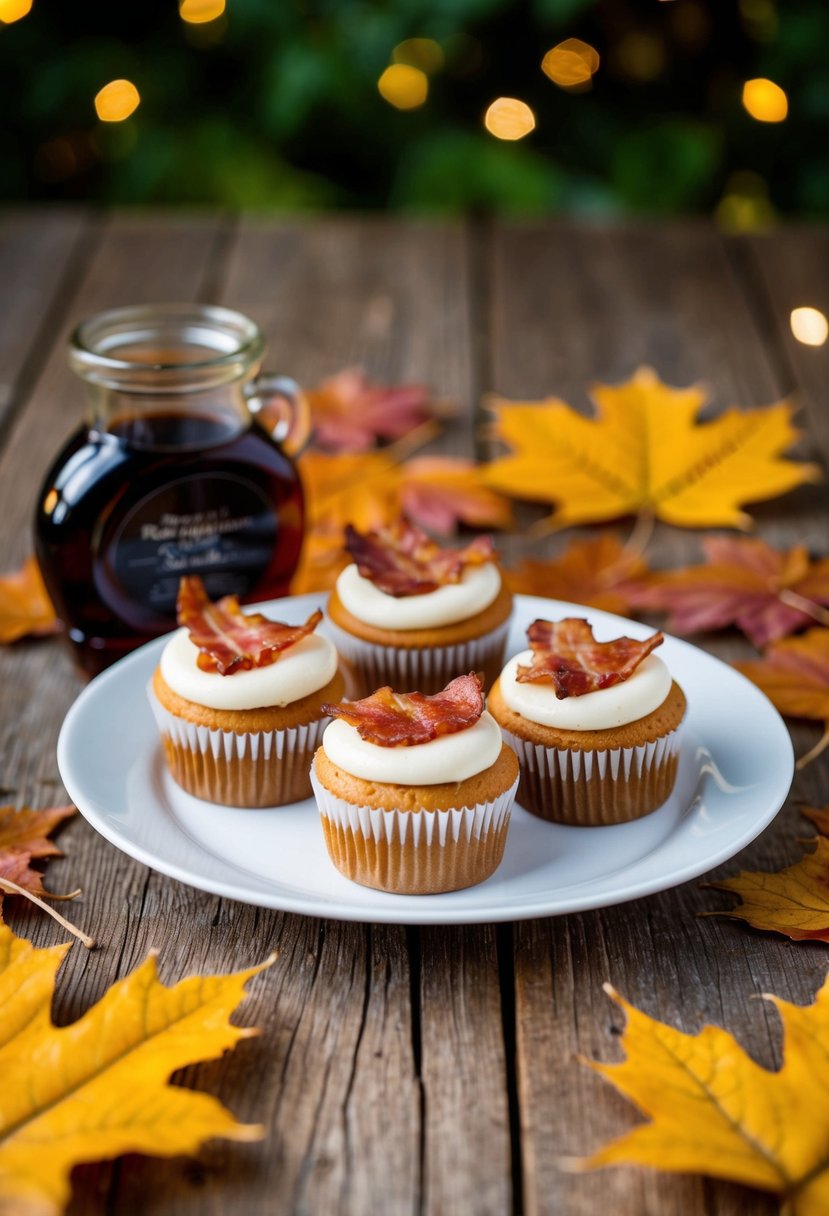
[484,98,535,141]
[790,307,829,347]
[742,78,788,123]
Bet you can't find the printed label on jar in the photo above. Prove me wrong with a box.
[94,473,278,629]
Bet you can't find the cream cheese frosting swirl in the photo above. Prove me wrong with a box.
[322,710,503,784]
[499,651,671,731]
[160,628,338,711]
[335,562,501,630]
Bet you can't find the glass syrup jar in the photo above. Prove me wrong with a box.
[35,303,309,677]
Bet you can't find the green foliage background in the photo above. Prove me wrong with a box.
[2,0,826,218]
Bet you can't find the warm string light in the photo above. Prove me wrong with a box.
[179,0,225,23]
[0,0,32,23]
[742,77,788,122]
[378,64,428,110]
[542,38,599,91]
[392,38,444,74]
[715,171,774,232]
[790,307,828,347]
[484,97,535,141]
[94,79,141,123]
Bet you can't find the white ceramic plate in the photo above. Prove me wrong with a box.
[58,594,794,925]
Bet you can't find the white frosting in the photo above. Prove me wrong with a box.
[322,710,503,785]
[499,651,671,731]
[160,627,338,711]
[335,562,501,630]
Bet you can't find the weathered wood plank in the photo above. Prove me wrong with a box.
[485,219,827,1216]
[0,208,90,431]
[741,227,829,468]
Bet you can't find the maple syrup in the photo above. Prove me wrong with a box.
[34,305,308,676]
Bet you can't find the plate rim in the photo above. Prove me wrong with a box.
[57,593,795,925]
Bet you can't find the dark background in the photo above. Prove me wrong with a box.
[1,0,825,222]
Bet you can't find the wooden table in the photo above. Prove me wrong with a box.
[2,212,827,1216]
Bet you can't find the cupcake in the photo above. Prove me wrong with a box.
[311,673,519,894]
[326,519,513,697]
[149,576,344,808]
[488,618,685,827]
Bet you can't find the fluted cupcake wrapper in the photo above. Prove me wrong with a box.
[501,726,682,827]
[325,617,511,698]
[311,769,518,895]
[149,687,328,808]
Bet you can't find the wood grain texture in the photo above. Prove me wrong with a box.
[485,219,827,1216]
[0,214,826,1216]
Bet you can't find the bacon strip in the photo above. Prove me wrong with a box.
[516,618,664,699]
[322,672,484,747]
[177,576,322,676]
[345,519,494,597]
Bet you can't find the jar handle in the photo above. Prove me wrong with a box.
[245,373,311,458]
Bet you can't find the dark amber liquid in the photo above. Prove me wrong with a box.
[35,411,304,676]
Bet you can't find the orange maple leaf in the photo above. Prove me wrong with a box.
[0,556,58,643]
[0,804,76,905]
[636,537,829,647]
[483,366,821,531]
[576,979,829,1213]
[735,626,829,768]
[0,922,273,1216]
[704,805,829,942]
[504,533,650,616]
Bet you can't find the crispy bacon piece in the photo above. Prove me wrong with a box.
[345,519,494,597]
[322,672,484,747]
[516,618,664,699]
[177,576,322,676]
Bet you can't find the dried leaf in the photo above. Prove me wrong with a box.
[802,805,829,836]
[306,367,431,452]
[0,804,75,906]
[504,534,651,615]
[706,838,829,942]
[577,978,829,1213]
[322,673,484,747]
[398,457,513,533]
[0,922,273,1216]
[483,366,820,531]
[636,537,829,647]
[0,557,59,644]
[735,627,829,767]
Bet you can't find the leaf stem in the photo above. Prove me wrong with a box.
[778,589,829,628]
[623,511,655,561]
[0,878,96,947]
[796,725,829,771]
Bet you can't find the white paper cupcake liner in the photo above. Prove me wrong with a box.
[501,725,682,827]
[325,617,511,697]
[149,687,328,808]
[311,769,519,894]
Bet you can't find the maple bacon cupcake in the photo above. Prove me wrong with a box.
[489,618,685,826]
[311,674,519,894]
[150,577,344,808]
[326,520,513,697]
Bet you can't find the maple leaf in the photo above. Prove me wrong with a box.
[504,533,650,616]
[398,457,513,533]
[0,557,59,644]
[306,367,431,452]
[483,366,820,531]
[735,627,829,768]
[637,537,829,647]
[0,922,273,1216]
[577,978,829,1214]
[703,805,829,943]
[0,804,75,906]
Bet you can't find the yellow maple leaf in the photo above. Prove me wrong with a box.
[0,923,272,1216]
[576,979,829,1214]
[484,367,821,530]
